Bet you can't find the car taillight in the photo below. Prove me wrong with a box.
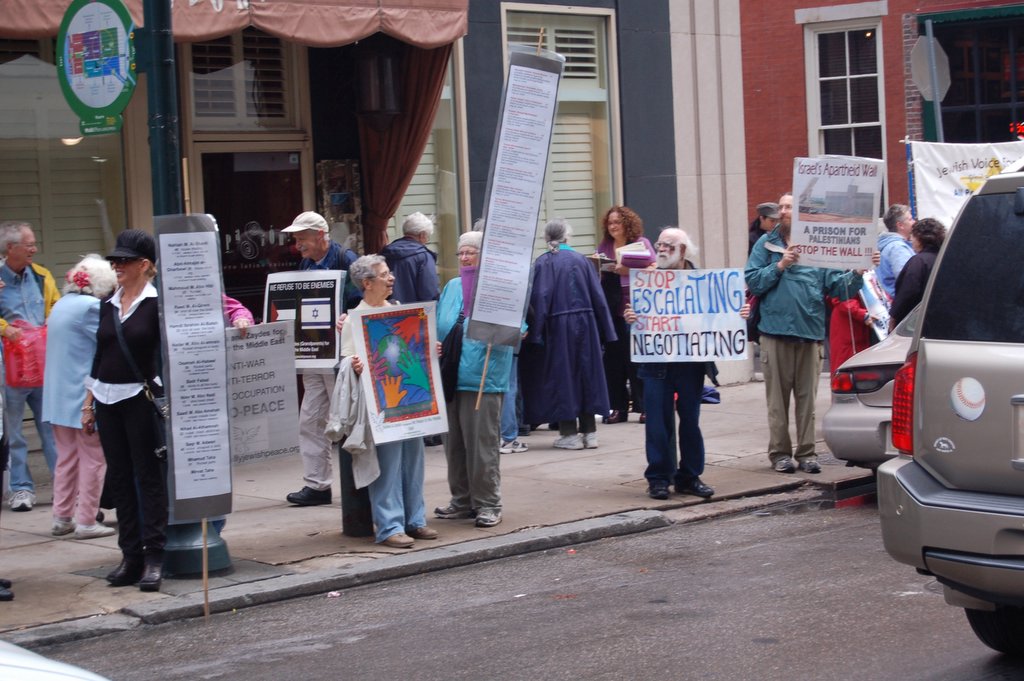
[831,367,896,394]
[891,352,917,454]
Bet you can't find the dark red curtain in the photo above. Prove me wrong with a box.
[359,41,453,253]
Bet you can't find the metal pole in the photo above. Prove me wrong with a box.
[143,0,183,215]
[925,20,945,143]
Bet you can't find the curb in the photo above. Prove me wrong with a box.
[8,509,670,649]
[8,482,851,650]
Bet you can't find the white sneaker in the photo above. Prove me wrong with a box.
[74,523,116,540]
[9,490,35,512]
[583,432,599,449]
[500,439,529,454]
[553,434,584,450]
[51,517,74,536]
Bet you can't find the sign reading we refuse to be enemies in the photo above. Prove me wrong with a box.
[629,268,748,363]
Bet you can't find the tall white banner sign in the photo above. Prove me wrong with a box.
[467,46,565,347]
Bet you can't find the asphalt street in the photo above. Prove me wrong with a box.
[40,504,1024,681]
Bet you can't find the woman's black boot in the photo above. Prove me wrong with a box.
[106,558,144,587]
[138,555,163,592]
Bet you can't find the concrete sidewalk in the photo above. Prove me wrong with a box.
[0,376,870,647]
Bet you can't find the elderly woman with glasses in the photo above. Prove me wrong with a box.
[433,229,514,529]
[339,254,437,549]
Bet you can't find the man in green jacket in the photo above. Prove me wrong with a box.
[0,220,60,511]
[744,194,863,475]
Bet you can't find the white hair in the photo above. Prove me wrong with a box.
[658,226,700,266]
[458,230,482,251]
[63,254,117,297]
[349,254,386,291]
[0,220,30,253]
[402,212,435,238]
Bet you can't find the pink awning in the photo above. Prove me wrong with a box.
[0,0,467,49]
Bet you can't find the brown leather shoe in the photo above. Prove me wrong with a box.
[382,533,414,548]
[407,525,438,540]
[603,410,628,424]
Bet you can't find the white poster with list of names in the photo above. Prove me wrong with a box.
[160,229,232,502]
[467,46,564,347]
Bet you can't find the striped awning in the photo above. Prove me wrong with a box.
[0,0,467,49]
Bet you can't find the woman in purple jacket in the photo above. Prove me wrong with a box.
[596,206,654,423]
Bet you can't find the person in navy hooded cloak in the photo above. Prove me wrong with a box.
[520,218,616,450]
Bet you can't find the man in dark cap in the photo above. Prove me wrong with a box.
[748,202,781,255]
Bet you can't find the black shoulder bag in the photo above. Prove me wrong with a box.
[111,311,169,459]
[439,312,464,403]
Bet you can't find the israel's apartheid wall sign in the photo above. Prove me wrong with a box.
[790,155,884,270]
[629,268,748,362]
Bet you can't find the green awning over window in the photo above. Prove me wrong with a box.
[919,4,1024,26]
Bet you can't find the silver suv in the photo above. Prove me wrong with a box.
[878,170,1024,656]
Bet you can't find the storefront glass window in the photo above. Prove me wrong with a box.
[190,28,299,132]
[0,44,126,275]
[505,10,616,255]
[388,60,462,282]
[936,21,1024,142]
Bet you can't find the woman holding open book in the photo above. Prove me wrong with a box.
[596,206,655,424]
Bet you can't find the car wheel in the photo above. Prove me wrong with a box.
[965,607,1024,655]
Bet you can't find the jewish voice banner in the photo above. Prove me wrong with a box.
[910,140,1024,227]
[790,155,884,270]
[629,268,748,363]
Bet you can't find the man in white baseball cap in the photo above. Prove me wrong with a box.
[283,211,360,507]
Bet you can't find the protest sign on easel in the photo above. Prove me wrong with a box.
[466,44,565,403]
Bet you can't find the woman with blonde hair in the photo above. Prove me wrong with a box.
[83,229,167,591]
[44,255,118,540]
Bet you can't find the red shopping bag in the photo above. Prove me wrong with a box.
[3,321,46,388]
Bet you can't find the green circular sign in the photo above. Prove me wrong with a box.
[55,0,136,135]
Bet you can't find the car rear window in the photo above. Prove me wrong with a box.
[921,191,1024,343]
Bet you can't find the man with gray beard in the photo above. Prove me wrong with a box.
[625,227,714,500]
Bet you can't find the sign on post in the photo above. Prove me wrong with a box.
[55,0,136,136]
[155,214,232,522]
